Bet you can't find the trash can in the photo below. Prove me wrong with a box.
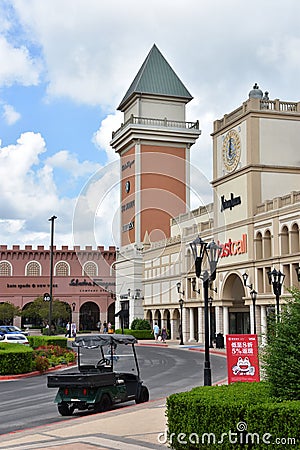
[216,333,224,349]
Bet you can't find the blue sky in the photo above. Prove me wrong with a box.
[0,0,300,249]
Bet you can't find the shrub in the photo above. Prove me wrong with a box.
[166,382,300,449]
[33,345,76,369]
[115,328,153,339]
[28,335,68,349]
[262,287,300,400]
[0,343,33,375]
[131,318,151,330]
[34,355,50,372]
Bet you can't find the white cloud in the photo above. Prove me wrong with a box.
[2,104,21,125]
[93,112,122,163]
[46,150,101,178]
[0,36,40,87]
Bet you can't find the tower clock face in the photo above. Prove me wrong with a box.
[222,129,241,173]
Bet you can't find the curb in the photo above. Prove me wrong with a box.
[188,347,227,357]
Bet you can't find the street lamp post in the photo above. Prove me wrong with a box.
[242,273,257,334]
[250,289,257,334]
[268,269,285,321]
[48,215,57,335]
[176,282,185,346]
[190,236,221,386]
[208,296,214,348]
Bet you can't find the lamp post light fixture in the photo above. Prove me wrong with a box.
[268,268,285,321]
[242,272,253,290]
[190,236,222,386]
[48,215,57,335]
[176,282,185,296]
[191,278,200,294]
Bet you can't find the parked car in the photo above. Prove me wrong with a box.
[0,326,29,336]
[0,333,29,344]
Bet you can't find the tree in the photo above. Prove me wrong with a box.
[0,302,21,324]
[263,287,300,400]
[131,318,151,330]
[22,297,70,328]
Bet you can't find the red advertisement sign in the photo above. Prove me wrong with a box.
[226,334,260,383]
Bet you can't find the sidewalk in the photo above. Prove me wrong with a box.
[0,340,227,449]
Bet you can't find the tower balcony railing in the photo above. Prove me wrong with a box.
[112,115,199,139]
[214,98,300,132]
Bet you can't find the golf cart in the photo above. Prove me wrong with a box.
[47,334,149,416]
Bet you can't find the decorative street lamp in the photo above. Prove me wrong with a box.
[250,289,257,334]
[190,236,222,386]
[268,268,285,321]
[48,215,57,335]
[177,282,185,345]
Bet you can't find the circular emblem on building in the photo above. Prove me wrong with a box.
[125,180,130,193]
[222,129,241,173]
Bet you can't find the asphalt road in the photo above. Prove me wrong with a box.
[0,345,226,435]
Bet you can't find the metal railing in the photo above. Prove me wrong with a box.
[112,115,199,139]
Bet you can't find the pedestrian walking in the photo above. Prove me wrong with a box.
[152,323,160,342]
[161,326,168,343]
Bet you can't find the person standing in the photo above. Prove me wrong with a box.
[153,323,160,342]
[65,322,71,338]
[103,321,108,333]
[97,321,102,333]
[161,326,168,343]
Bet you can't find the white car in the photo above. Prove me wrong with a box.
[0,333,29,345]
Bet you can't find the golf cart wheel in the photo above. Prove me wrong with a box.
[58,402,74,416]
[95,394,112,413]
[136,386,149,404]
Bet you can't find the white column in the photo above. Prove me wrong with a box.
[198,306,204,343]
[189,307,195,342]
[260,306,267,346]
[182,306,188,344]
[250,301,254,334]
[215,306,222,334]
[223,306,229,337]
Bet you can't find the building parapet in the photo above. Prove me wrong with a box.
[112,114,199,139]
[171,203,213,226]
[256,191,300,215]
[213,97,300,133]
[0,245,116,253]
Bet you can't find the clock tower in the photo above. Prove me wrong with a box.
[110,45,201,325]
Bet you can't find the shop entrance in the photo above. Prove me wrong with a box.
[223,273,249,335]
[229,311,250,334]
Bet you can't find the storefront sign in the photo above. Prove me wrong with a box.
[221,193,241,212]
[122,159,135,171]
[122,221,134,232]
[218,233,247,257]
[121,200,135,212]
[226,334,260,383]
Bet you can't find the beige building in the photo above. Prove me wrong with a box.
[111,46,300,340]
[143,84,300,343]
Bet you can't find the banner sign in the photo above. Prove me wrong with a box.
[226,334,260,383]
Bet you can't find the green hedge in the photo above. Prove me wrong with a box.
[166,382,300,449]
[0,343,33,375]
[28,335,68,349]
[114,329,154,339]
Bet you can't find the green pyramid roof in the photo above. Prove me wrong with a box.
[118,44,193,110]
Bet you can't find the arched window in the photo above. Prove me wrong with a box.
[263,230,272,258]
[280,225,289,255]
[83,261,97,277]
[291,223,299,254]
[55,261,70,276]
[255,232,263,260]
[26,261,41,276]
[0,261,12,276]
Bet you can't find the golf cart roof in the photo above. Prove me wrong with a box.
[73,334,138,348]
